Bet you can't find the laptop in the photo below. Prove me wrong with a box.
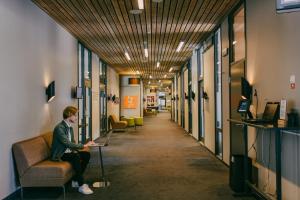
[244,102,280,124]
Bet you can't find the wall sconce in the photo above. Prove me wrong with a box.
[46,81,55,102]
[191,91,196,100]
[202,91,208,100]
[112,94,116,102]
[107,94,112,101]
[184,92,189,100]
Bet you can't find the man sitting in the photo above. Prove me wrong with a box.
[51,106,94,195]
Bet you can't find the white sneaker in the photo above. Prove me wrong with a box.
[78,184,94,195]
[72,181,79,188]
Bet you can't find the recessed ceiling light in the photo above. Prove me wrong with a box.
[130,9,143,15]
[150,75,152,79]
[156,62,160,68]
[169,67,173,72]
[164,74,167,78]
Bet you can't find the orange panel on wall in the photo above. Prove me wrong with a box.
[123,96,138,109]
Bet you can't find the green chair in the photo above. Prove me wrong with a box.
[134,117,143,127]
[125,117,135,129]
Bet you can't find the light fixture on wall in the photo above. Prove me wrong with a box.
[191,91,196,100]
[46,81,55,102]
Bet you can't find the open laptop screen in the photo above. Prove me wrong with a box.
[262,102,280,121]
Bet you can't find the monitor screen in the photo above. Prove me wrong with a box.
[262,102,280,121]
[241,77,252,100]
[237,99,251,113]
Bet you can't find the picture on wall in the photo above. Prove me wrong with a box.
[147,95,155,107]
[123,96,138,109]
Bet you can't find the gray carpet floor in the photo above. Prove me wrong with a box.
[18,113,255,200]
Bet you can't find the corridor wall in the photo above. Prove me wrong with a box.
[178,75,182,126]
[203,45,216,153]
[184,68,189,132]
[191,50,199,140]
[120,75,141,117]
[107,67,120,119]
[0,0,78,198]
[247,0,300,199]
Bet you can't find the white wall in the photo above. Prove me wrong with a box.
[107,66,120,119]
[203,46,215,153]
[178,75,182,126]
[120,76,141,117]
[0,0,78,198]
[184,69,189,132]
[92,53,100,139]
[247,0,300,199]
[191,50,199,140]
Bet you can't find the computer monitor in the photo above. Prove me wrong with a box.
[241,77,252,100]
[237,99,253,119]
[237,99,251,113]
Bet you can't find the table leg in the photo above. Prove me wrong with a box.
[92,146,110,188]
[99,147,105,185]
[275,130,282,200]
[243,124,249,193]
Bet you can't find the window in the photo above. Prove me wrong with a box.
[277,0,300,13]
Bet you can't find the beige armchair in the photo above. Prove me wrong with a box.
[109,114,128,131]
[12,132,74,199]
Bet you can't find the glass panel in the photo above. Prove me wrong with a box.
[198,46,205,140]
[233,7,245,62]
[99,61,107,136]
[84,49,90,140]
[78,44,92,143]
[215,29,222,129]
[216,130,223,157]
[78,43,84,143]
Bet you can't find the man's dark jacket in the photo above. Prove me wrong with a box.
[51,121,83,161]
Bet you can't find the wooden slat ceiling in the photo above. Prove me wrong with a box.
[32,0,239,80]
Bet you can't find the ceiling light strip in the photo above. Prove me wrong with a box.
[176,41,185,52]
[138,0,144,9]
[125,51,131,61]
